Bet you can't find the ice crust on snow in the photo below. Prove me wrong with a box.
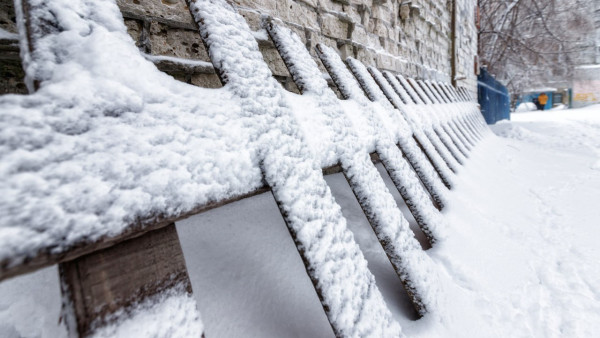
[266,21,440,314]
[188,0,404,335]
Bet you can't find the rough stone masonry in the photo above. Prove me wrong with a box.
[0,0,478,95]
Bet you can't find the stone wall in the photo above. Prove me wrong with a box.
[0,0,478,95]
[454,0,478,94]
[0,0,26,94]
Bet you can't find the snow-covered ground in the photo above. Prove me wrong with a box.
[1,105,598,337]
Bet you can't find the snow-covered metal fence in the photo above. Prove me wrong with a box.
[0,0,488,336]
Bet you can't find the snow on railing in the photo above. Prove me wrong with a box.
[419,80,471,159]
[266,19,439,319]
[428,80,478,149]
[404,77,463,172]
[1,0,489,336]
[360,64,448,210]
[188,1,403,336]
[316,45,447,247]
[415,79,468,165]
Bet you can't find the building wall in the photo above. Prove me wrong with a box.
[0,0,27,94]
[573,65,600,108]
[595,1,600,64]
[0,0,478,95]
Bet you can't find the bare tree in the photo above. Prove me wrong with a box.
[478,0,596,93]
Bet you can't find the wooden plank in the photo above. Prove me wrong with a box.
[0,150,387,282]
[59,223,198,337]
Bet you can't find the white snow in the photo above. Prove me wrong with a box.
[1,0,599,336]
[516,101,538,112]
[90,285,203,338]
[0,28,18,40]
[574,64,600,69]
[142,53,214,69]
[524,87,558,93]
[2,105,600,337]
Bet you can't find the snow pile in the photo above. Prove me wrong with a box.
[493,105,600,161]
[515,102,537,112]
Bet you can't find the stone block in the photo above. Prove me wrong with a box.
[0,57,27,94]
[371,4,392,22]
[376,52,395,70]
[367,32,383,50]
[345,6,362,24]
[117,0,195,26]
[190,73,223,88]
[148,22,210,61]
[400,3,410,21]
[349,0,370,6]
[338,42,354,59]
[321,13,349,39]
[124,19,143,47]
[359,5,371,27]
[237,8,262,31]
[285,23,309,45]
[355,46,375,66]
[368,18,391,40]
[320,1,344,13]
[259,45,291,77]
[281,2,319,31]
[296,0,319,8]
[316,34,339,51]
[232,0,276,12]
[0,0,17,33]
[281,77,301,94]
[351,25,369,46]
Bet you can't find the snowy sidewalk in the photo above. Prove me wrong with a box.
[1,107,599,337]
